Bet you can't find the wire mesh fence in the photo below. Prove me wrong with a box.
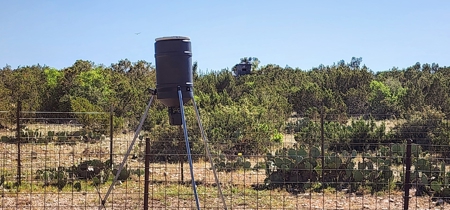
[1,109,450,209]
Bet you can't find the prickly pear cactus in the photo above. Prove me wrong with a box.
[73,182,82,192]
[264,146,321,191]
[213,154,252,172]
[415,158,450,200]
[35,167,68,190]
[264,145,409,194]
[55,169,68,190]
[72,159,110,182]
[112,165,131,181]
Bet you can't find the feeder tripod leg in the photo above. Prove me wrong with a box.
[99,95,155,210]
[193,98,228,210]
[178,87,201,210]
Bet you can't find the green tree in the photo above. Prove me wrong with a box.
[42,68,64,111]
[8,65,47,111]
[72,67,112,109]
[395,107,446,150]
[368,80,404,119]
[59,60,95,112]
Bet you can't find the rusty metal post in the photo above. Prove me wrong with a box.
[404,139,412,210]
[16,100,21,185]
[144,137,151,210]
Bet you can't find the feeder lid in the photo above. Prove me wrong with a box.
[155,36,190,42]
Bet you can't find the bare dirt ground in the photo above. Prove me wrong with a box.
[0,186,441,209]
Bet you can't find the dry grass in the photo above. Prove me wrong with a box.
[345,118,405,132]
[0,182,437,209]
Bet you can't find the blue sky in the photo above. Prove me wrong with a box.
[1,0,449,72]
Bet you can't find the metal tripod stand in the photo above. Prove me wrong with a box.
[99,87,227,210]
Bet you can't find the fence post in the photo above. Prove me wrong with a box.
[144,137,151,210]
[320,108,325,201]
[110,104,114,168]
[16,100,21,185]
[403,139,412,210]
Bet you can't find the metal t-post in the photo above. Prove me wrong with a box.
[144,137,151,210]
[178,87,201,210]
[404,139,412,210]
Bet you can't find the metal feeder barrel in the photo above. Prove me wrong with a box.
[155,36,193,108]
